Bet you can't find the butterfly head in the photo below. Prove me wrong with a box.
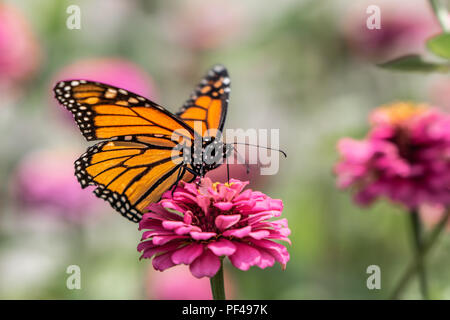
[189,136,232,176]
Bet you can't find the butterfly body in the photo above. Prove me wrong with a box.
[184,135,233,177]
[54,65,231,222]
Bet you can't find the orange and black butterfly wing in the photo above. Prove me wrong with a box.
[53,80,197,222]
[53,80,195,142]
[176,64,230,137]
[74,135,194,222]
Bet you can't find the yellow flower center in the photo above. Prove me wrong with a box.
[372,102,429,126]
[212,181,233,191]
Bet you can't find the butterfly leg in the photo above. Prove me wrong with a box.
[226,155,230,183]
[182,165,202,185]
[197,167,205,186]
[231,145,250,174]
[185,165,198,177]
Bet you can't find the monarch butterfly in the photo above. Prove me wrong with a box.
[54,64,234,223]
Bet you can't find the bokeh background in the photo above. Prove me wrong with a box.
[1,0,450,299]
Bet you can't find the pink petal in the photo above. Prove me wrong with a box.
[233,189,252,202]
[217,185,237,201]
[152,251,176,271]
[273,218,289,228]
[138,219,162,231]
[268,199,283,211]
[190,231,216,240]
[252,199,275,212]
[214,202,234,211]
[141,230,172,240]
[160,200,185,214]
[228,242,261,271]
[196,196,211,215]
[174,225,201,235]
[228,179,248,193]
[138,241,182,259]
[189,249,221,278]
[250,239,290,265]
[267,235,291,245]
[183,211,193,224]
[146,203,183,220]
[207,239,237,256]
[255,248,275,269]
[137,240,156,253]
[234,199,256,212]
[186,179,206,194]
[162,220,185,230]
[278,227,291,237]
[171,243,204,265]
[153,235,188,245]
[140,212,165,221]
[223,226,251,238]
[248,230,270,239]
[171,191,198,203]
[241,212,274,225]
[215,214,241,230]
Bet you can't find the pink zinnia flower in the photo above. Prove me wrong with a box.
[11,149,102,222]
[335,102,450,209]
[0,3,41,90]
[138,178,290,278]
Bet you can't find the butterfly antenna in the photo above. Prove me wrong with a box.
[231,142,287,158]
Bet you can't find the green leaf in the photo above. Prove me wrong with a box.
[377,55,450,72]
[427,33,450,59]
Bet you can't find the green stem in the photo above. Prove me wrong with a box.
[430,0,450,32]
[410,210,429,299]
[210,260,226,300]
[390,210,450,299]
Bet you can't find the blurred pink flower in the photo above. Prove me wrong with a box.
[146,265,236,299]
[430,77,450,110]
[0,3,41,89]
[419,203,450,231]
[11,149,101,222]
[138,178,290,278]
[342,0,440,62]
[168,0,244,50]
[51,58,157,122]
[335,102,450,209]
